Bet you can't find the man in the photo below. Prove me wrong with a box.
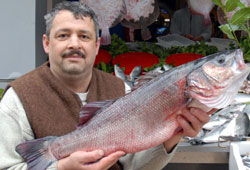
[170,2,212,41]
[0,1,211,170]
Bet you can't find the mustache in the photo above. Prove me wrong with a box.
[62,50,85,58]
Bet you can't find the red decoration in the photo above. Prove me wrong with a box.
[112,52,159,75]
[165,53,204,67]
[94,49,112,66]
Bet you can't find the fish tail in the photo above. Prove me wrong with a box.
[15,136,57,170]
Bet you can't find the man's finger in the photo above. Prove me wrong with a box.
[190,108,210,125]
[75,150,104,164]
[181,111,201,133]
[177,115,196,137]
[85,151,125,170]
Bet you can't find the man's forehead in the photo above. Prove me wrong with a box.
[49,10,96,37]
[51,10,95,30]
[54,10,91,22]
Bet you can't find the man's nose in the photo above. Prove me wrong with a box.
[68,35,81,49]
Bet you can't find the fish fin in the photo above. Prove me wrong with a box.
[132,69,163,91]
[163,64,172,71]
[78,100,115,127]
[15,136,56,170]
[129,66,141,82]
[114,65,127,81]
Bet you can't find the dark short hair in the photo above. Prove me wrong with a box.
[44,1,99,40]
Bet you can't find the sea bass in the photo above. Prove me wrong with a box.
[16,49,250,170]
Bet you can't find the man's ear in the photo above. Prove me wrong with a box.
[43,34,50,54]
[95,37,101,55]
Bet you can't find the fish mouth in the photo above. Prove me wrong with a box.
[202,71,226,89]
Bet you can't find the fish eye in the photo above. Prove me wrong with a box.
[217,57,225,64]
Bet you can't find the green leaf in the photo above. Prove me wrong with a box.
[240,24,249,33]
[225,23,247,31]
[237,1,247,8]
[100,62,106,72]
[230,7,250,25]
[225,0,239,12]
[212,0,224,8]
[0,88,4,100]
[219,24,235,39]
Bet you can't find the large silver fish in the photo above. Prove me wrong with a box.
[16,49,250,169]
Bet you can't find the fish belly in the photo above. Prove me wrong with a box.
[51,78,189,158]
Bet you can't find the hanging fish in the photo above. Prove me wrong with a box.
[187,0,215,25]
[121,0,160,40]
[80,0,126,45]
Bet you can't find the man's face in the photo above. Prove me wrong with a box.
[43,10,100,78]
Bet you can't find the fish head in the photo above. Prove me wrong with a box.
[187,49,250,109]
[202,49,245,88]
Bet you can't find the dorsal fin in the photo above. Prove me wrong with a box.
[78,100,115,127]
[132,68,164,91]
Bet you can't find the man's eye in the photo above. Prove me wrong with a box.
[80,35,89,40]
[57,34,68,39]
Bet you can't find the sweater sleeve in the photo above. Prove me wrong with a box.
[0,87,58,170]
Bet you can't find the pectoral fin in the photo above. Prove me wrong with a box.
[78,100,115,127]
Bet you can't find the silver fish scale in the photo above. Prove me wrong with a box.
[51,58,203,158]
[54,66,196,157]
[52,70,188,156]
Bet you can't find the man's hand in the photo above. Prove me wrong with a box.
[58,150,125,170]
[177,107,213,137]
[192,36,203,41]
[182,34,203,41]
[183,34,194,40]
[163,107,215,152]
